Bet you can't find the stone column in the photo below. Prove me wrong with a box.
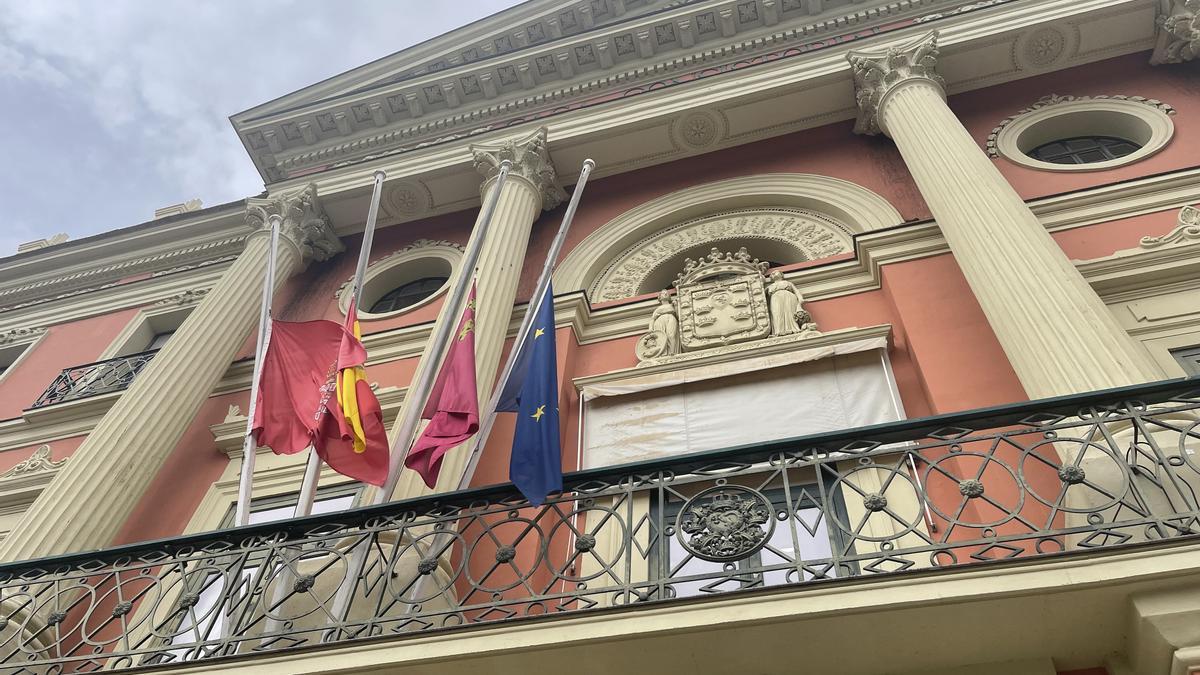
[0,185,341,562]
[1150,0,1198,65]
[390,127,564,499]
[847,32,1163,399]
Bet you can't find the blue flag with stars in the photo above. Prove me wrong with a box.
[496,284,562,505]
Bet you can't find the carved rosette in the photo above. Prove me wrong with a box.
[847,31,944,136]
[676,485,774,563]
[245,183,343,262]
[470,127,566,210]
[1151,0,1199,65]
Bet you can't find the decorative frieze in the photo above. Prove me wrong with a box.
[470,127,565,210]
[1151,0,1199,65]
[848,31,944,136]
[154,288,211,307]
[245,183,343,263]
[0,446,66,479]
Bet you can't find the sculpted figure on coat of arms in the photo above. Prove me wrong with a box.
[635,247,820,364]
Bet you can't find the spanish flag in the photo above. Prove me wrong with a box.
[321,300,389,485]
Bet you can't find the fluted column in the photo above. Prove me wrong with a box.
[390,127,564,500]
[1150,0,1198,65]
[848,32,1163,399]
[0,185,342,562]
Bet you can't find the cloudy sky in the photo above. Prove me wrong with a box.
[0,0,521,255]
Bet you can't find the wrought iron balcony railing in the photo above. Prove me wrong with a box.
[28,351,158,409]
[1,378,1198,673]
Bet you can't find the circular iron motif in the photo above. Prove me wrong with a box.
[675,485,774,562]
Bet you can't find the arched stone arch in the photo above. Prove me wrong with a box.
[555,174,904,301]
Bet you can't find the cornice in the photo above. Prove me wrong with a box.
[235,0,984,183]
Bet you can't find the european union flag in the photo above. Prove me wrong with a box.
[496,284,562,505]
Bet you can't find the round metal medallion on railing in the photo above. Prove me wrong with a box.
[675,484,774,562]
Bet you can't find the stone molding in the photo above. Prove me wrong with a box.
[1140,204,1200,249]
[470,127,566,210]
[848,31,944,136]
[245,184,343,262]
[592,208,854,302]
[0,446,66,480]
[1150,0,1199,64]
[153,288,211,307]
[555,173,903,297]
[0,326,45,346]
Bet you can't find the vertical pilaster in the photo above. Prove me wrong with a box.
[848,32,1163,399]
[0,185,341,561]
[390,127,564,499]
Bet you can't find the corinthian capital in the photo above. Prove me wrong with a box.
[1151,0,1198,64]
[246,183,344,262]
[470,127,567,210]
[847,31,945,136]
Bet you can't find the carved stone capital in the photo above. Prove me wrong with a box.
[246,183,343,262]
[847,31,945,136]
[470,127,566,210]
[1151,0,1199,64]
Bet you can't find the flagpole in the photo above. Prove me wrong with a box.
[234,214,282,527]
[326,160,513,630]
[455,158,595,492]
[372,160,513,505]
[291,170,387,520]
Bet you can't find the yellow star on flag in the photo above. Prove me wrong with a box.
[531,404,546,421]
[533,327,545,339]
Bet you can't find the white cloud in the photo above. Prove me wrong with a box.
[0,0,520,250]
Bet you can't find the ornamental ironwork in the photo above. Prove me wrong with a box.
[676,484,774,562]
[28,350,158,409]
[0,379,1197,673]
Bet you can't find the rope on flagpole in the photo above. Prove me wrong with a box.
[234,214,282,527]
[327,160,513,629]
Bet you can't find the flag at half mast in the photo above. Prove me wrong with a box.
[405,284,479,488]
[495,285,562,506]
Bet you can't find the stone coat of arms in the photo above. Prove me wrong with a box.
[636,247,820,364]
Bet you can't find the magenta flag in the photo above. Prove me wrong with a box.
[405,284,479,488]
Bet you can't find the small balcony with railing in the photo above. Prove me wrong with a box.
[1,378,1198,674]
[27,351,159,411]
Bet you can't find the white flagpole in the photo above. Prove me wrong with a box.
[456,158,595,492]
[234,214,282,527]
[372,160,513,505]
[327,160,513,628]
[290,170,387,519]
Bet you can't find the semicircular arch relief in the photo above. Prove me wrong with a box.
[591,208,853,302]
[553,173,903,302]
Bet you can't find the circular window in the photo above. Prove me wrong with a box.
[990,96,1175,173]
[1026,135,1141,165]
[340,240,462,320]
[369,276,449,313]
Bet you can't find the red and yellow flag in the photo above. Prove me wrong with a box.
[318,301,389,485]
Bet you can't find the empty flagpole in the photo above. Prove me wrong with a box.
[456,159,595,492]
[292,170,388,519]
[372,160,513,504]
[234,214,283,527]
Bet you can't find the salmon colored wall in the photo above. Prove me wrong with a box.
[0,307,141,419]
[1052,207,1186,260]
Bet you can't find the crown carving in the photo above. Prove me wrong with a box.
[674,247,769,287]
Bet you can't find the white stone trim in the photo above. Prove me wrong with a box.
[337,239,462,319]
[99,300,202,359]
[989,95,1177,173]
[0,328,46,389]
[554,174,903,295]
